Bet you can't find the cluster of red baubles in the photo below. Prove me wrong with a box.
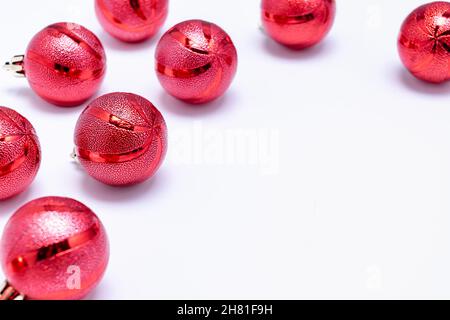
[0,0,448,300]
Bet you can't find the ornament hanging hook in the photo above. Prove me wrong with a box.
[70,147,80,164]
[3,55,25,78]
[0,281,24,300]
[258,23,266,34]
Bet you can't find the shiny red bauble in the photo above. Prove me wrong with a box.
[95,0,169,42]
[23,22,106,106]
[261,0,336,49]
[398,2,450,83]
[0,107,40,200]
[0,197,109,300]
[74,92,167,186]
[155,19,238,104]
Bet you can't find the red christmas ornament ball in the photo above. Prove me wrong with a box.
[74,92,168,186]
[0,107,40,200]
[155,19,238,104]
[24,22,107,107]
[95,0,169,42]
[398,1,450,83]
[261,0,336,49]
[0,197,109,300]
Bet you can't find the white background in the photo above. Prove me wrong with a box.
[1,0,450,300]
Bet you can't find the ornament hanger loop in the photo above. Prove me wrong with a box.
[3,55,25,78]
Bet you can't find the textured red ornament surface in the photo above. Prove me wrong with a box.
[74,92,167,186]
[155,19,238,104]
[261,0,336,49]
[0,107,40,200]
[24,22,107,107]
[95,0,169,42]
[0,197,109,300]
[398,2,450,83]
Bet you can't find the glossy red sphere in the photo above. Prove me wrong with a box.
[0,107,40,200]
[398,1,450,83]
[24,22,107,107]
[95,0,169,42]
[0,197,109,300]
[261,0,336,49]
[74,92,167,186]
[155,19,238,104]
